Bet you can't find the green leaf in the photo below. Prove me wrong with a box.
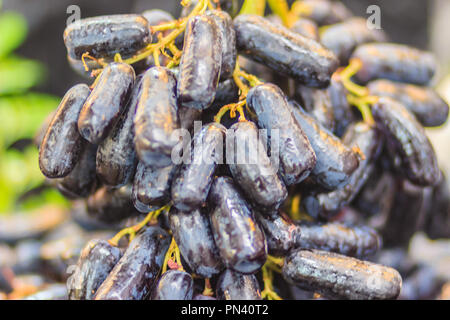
[0,11,27,59]
[0,55,45,95]
[239,0,266,16]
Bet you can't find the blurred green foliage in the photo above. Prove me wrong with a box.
[0,8,68,214]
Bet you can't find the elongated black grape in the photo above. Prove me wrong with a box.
[67,239,122,300]
[206,10,236,80]
[328,72,355,137]
[78,62,135,144]
[56,143,98,199]
[247,84,316,186]
[352,43,437,85]
[151,270,194,300]
[295,85,335,131]
[86,185,140,223]
[302,122,383,218]
[290,101,359,190]
[39,84,90,178]
[368,79,449,127]
[208,177,267,274]
[256,212,301,256]
[64,14,151,60]
[282,249,402,300]
[424,172,450,239]
[132,162,175,212]
[134,67,180,168]
[234,15,339,88]
[96,76,143,187]
[169,207,223,278]
[372,97,440,186]
[291,18,319,41]
[94,226,170,300]
[381,179,431,248]
[216,269,262,300]
[227,121,287,212]
[171,122,226,211]
[296,222,381,258]
[321,17,387,64]
[177,15,222,110]
[296,0,353,26]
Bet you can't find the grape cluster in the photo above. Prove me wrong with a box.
[34,0,449,300]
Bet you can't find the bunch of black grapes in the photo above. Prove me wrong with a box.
[36,0,450,300]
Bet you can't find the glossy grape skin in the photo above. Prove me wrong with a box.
[282,249,402,300]
[96,76,143,187]
[206,10,236,80]
[247,84,316,186]
[291,18,319,41]
[227,121,287,212]
[381,179,431,248]
[296,222,381,258]
[78,63,135,144]
[56,143,98,199]
[39,84,90,178]
[368,79,449,127]
[298,0,353,26]
[302,122,383,218]
[177,15,222,110]
[151,270,194,300]
[352,43,437,85]
[86,185,140,223]
[171,122,226,211]
[320,17,387,64]
[328,73,355,137]
[372,97,440,186]
[169,207,224,278]
[290,101,359,191]
[134,67,180,168]
[256,212,301,256]
[234,14,339,88]
[94,227,170,300]
[67,239,122,300]
[208,177,267,274]
[132,162,175,212]
[295,85,335,132]
[216,269,262,300]
[63,14,151,60]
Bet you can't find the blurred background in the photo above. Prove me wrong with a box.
[0,0,448,299]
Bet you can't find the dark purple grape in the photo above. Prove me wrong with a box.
[247,83,316,186]
[64,14,151,60]
[352,43,437,85]
[151,270,194,300]
[216,269,262,300]
[171,122,226,211]
[368,79,449,127]
[208,177,267,274]
[227,121,287,212]
[296,221,381,258]
[290,101,359,190]
[234,14,339,88]
[94,226,170,300]
[96,75,143,187]
[372,97,440,186]
[67,239,122,300]
[39,84,90,178]
[134,67,180,168]
[295,85,335,131]
[282,249,402,300]
[296,0,353,26]
[291,18,319,41]
[78,62,135,144]
[256,212,301,256]
[206,10,236,80]
[320,17,387,64]
[177,15,222,110]
[328,73,355,137]
[424,172,450,239]
[169,207,224,278]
